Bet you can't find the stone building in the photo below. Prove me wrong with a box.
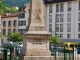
[1,13,18,44]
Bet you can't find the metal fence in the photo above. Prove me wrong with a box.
[50,45,80,60]
[0,43,23,60]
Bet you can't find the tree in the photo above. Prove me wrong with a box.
[18,6,22,12]
[0,32,2,38]
[50,31,61,60]
[7,31,22,42]
[7,31,22,59]
[50,35,61,44]
[50,31,61,44]
[0,0,18,15]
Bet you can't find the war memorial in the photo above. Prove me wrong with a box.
[22,0,53,60]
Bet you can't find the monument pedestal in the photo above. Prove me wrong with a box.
[22,32,53,60]
[24,56,53,60]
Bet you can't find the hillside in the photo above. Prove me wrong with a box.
[4,0,30,7]
[0,0,18,14]
[4,0,45,7]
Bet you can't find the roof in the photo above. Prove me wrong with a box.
[1,13,18,18]
[45,0,74,4]
[61,39,80,43]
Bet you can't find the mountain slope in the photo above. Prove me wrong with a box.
[4,0,30,7]
[4,0,45,7]
[0,0,18,14]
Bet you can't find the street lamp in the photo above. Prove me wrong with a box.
[55,14,60,60]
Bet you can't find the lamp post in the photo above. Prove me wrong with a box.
[55,14,60,60]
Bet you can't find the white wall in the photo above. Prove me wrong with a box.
[46,0,80,42]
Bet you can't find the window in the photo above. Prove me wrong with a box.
[79,2,80,10]
[3,21,6,27]
[56,14,59,22]
[18,29,26,34]
[56,24,59,32]
[8,21,11,27]
[67,34,71,38]
[78,34,80,38]
[49,5,52,14]
[56,4,59,12]
[19,21,26,26]
[78,13,80,21]
[19,13,25,18]
[1,39,3,45]
[60,14,63,22]
[8,29,11,34]
[49,15,52,23]
[3,29,6,35]
[67,13,71,22]
[60,34,63,38]
[60,3,64,12]
[60,24,63,32]
[67,23,71,32]
[13,20,17,26]
[68,2,71,11]
[13,29,16,32]
[49,24,52,32]
[78,23,80,32]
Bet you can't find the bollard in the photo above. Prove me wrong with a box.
[3,49,7,60]
[64,46,65,60]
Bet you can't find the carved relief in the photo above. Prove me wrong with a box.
[33,0,42,19]
[33,9,42,19]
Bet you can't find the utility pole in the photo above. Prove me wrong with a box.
[55,14,56,60]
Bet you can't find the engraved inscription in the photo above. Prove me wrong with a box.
[33,40,43,44]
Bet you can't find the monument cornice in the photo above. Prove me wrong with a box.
[22,33,52,40]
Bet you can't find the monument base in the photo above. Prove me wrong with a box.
[24,56,53,60]
[25,50,51,56]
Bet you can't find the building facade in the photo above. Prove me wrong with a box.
[1,13,18,43]
[25,4,30,32]
[18,11,27,34]
[46,0,80,42]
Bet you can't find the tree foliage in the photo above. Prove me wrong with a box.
[18,6,23,12]
[50,32,61,44]
[0,0,18,14]
[7,31,22,42]
[0,32,2,38]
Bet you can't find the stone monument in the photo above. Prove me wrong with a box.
[22,0,53,60]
